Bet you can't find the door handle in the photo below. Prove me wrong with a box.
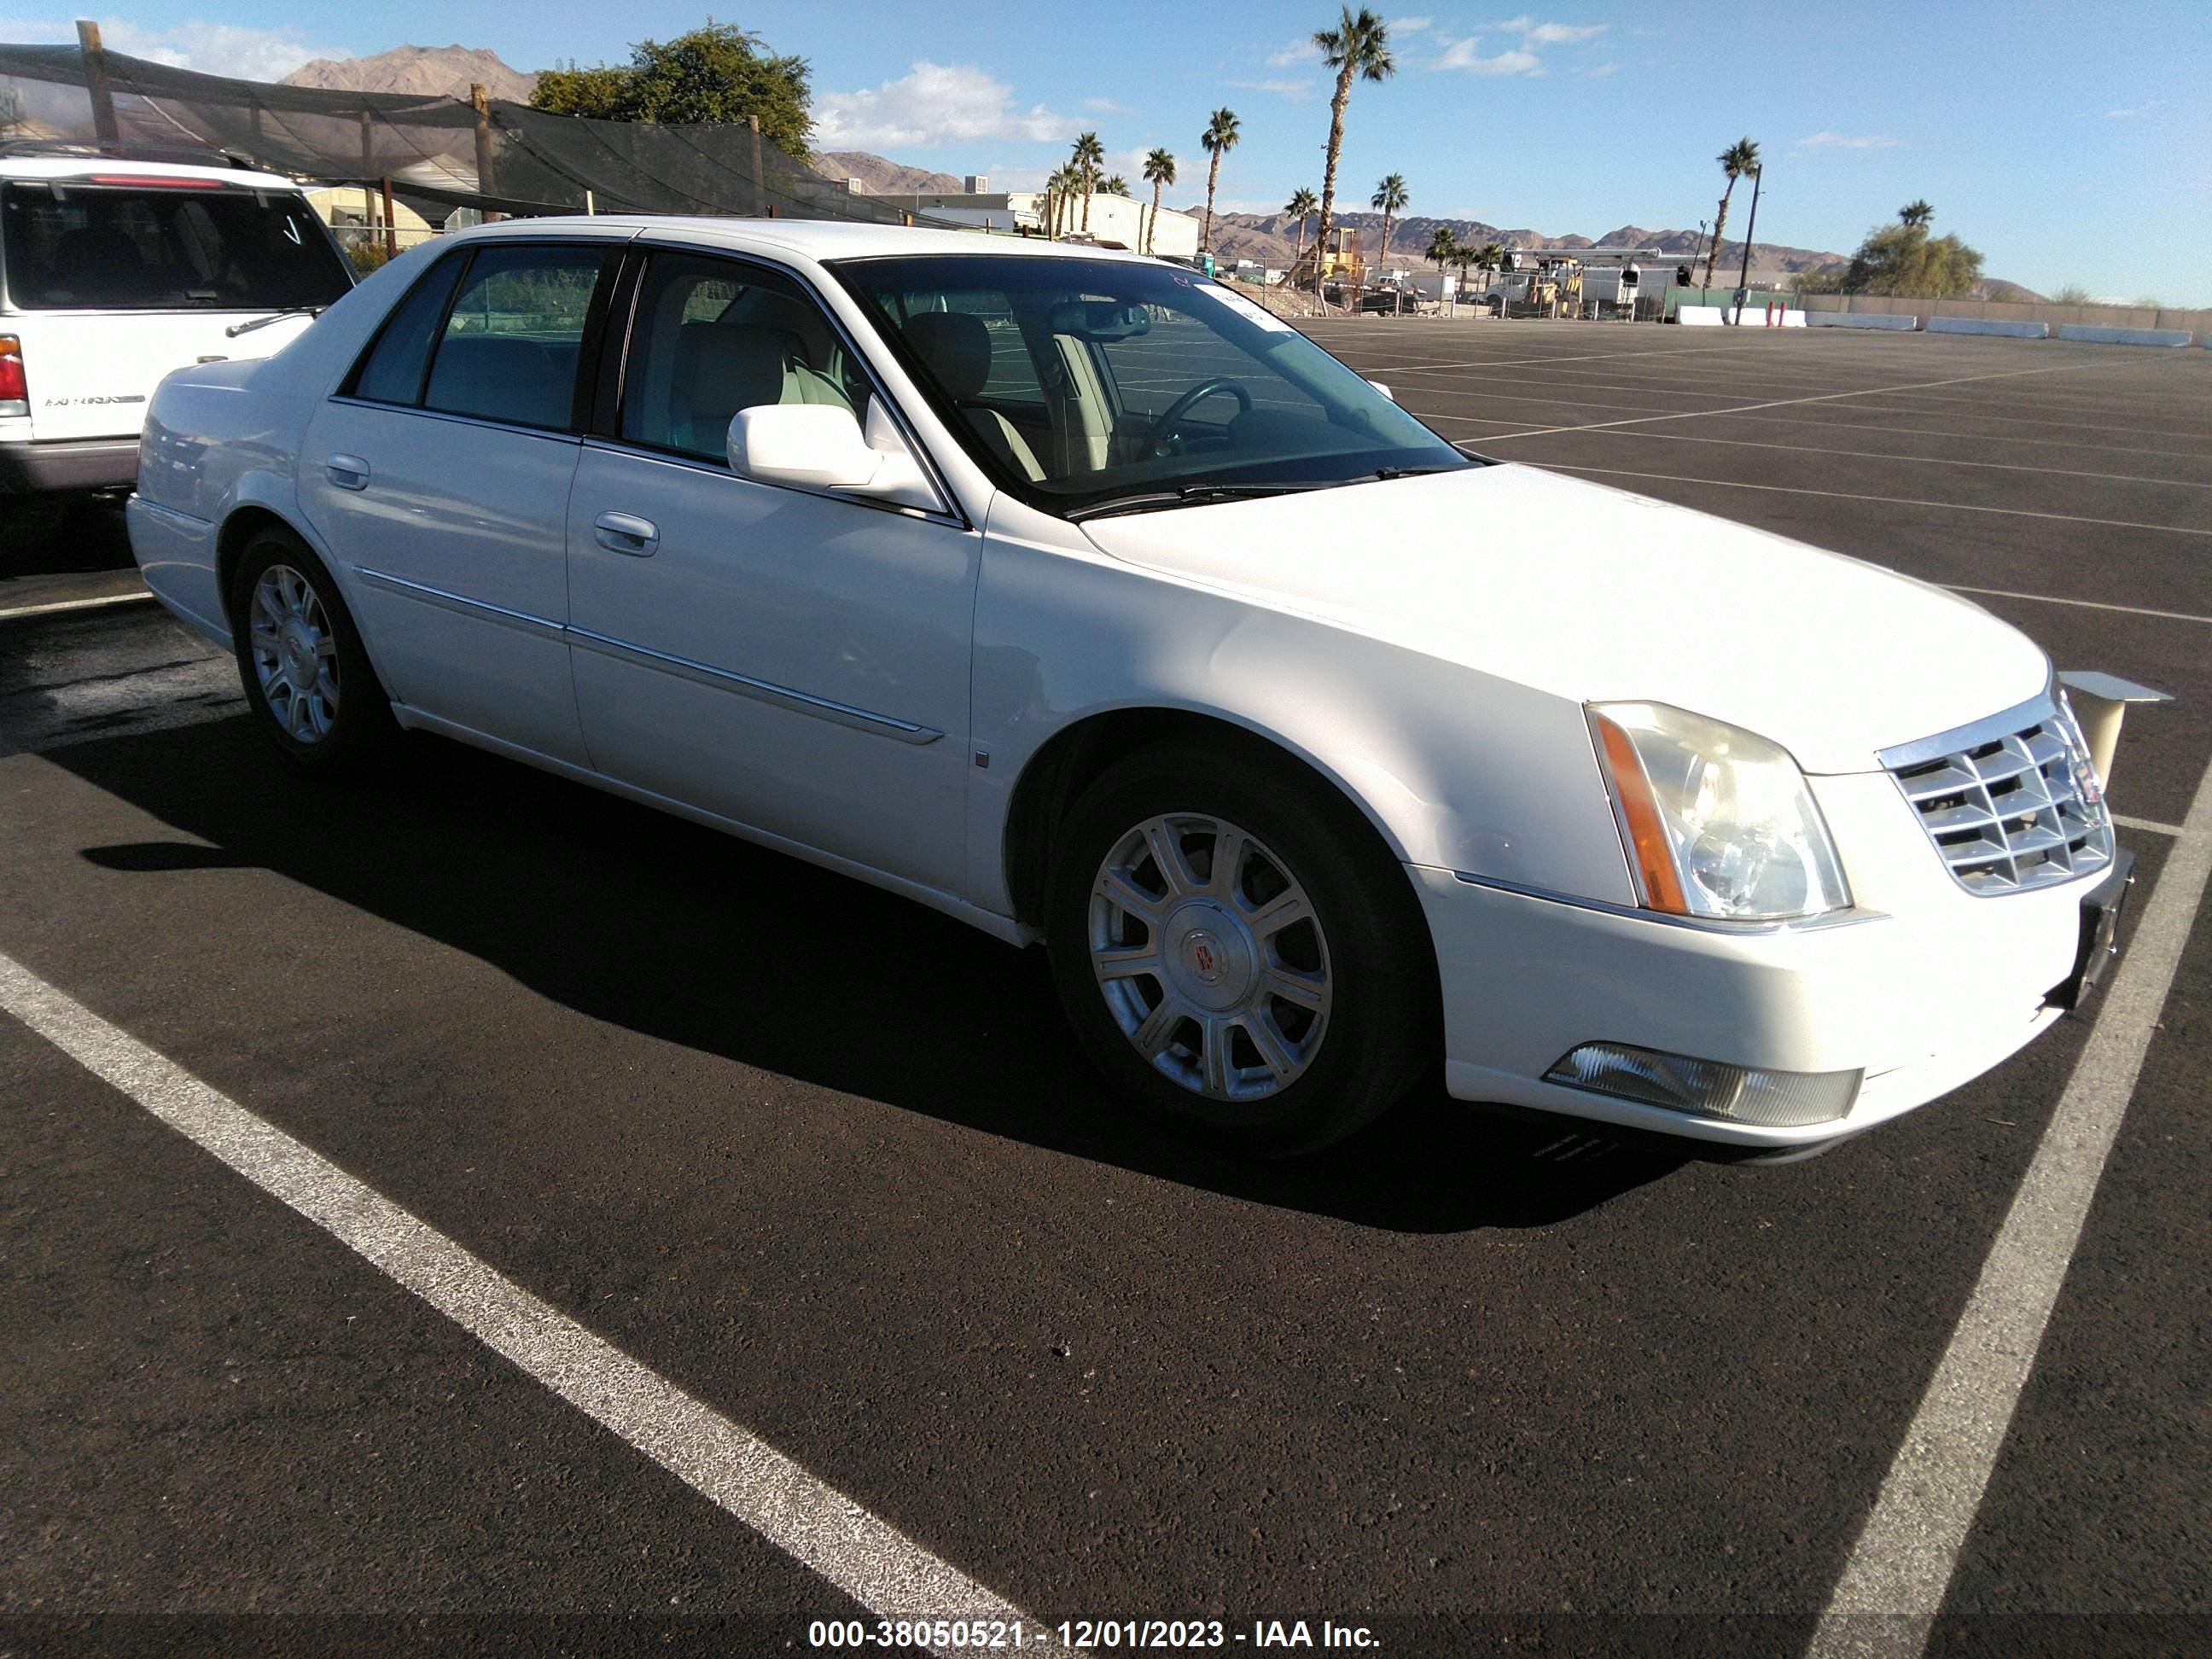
[593,511,661,556]
[325,453,370,491]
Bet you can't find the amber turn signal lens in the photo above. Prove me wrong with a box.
[1591,710,1689,914]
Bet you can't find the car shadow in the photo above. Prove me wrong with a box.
[48,715,1690,1233]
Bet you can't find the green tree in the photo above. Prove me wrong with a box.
[531,23,813,157]
[1199,106,1241,254]
[1366,171,1408,304]
[1425,224,1458,307]
[1841,207,1983,298]
[1045,166,1076,238]
[1142,148,1177,253]
[1476,240,1503,297]
[1701,137,1760,287]
[1101,174,1130,197]
[1071,131,1104,230]
[1311,8,1395,300]
[1899,199,1934,228]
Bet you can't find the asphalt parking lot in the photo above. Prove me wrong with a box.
[3,322,2208,1656]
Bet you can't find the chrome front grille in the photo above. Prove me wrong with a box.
[1881,696,2113,896]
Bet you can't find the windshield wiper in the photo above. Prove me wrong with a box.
[1067,481,1326,521]
[225,306,326,339]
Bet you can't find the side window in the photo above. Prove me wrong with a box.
[620,252,865,463]
[422,244,610,431]
[349,254,464,406]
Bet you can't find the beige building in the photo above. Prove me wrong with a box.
[849,180,1200,259]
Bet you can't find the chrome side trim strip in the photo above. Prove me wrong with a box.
[1447,867,1886,935]
[567,626,941,746]
[356,568,566,642]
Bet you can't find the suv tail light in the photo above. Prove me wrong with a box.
[0,335,27,417]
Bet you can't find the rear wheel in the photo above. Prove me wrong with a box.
[229,529,394,771]
[1045,739,1436,1156]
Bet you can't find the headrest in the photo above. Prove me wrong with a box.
[717,286,835,368]
[904,311,992,401]
[676,323,795,418]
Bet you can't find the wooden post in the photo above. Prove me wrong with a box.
[747,114,766,217]
[381,177,399,258]
[76,20,119,145]
[470,84,501,222]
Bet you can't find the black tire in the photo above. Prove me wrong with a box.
[1045,736,1438,1157]
[228,527,396,772]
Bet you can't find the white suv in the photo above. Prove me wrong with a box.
[0,152,353,505]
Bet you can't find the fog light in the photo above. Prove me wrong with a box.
[1545,1042,1860,1128]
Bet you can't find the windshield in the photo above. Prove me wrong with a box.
[830,253,1471,515]
[0,180,353,312]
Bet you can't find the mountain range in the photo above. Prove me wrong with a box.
[281,44,538,104]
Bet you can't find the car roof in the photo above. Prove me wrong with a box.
[0,154,304,191]
[444,214,1165,269]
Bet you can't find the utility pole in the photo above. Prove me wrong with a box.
[747,114,766,217]
[1732,169,1763,323]
[76,20,119,145]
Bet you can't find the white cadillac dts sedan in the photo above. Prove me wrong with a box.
[128,218,2143,1158]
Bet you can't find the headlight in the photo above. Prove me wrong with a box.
[1587,701,1851,922]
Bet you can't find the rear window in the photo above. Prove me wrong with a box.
[0,180,352,312]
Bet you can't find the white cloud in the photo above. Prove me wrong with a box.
[1795,131,1901,149]
[815,61,1077,149]
[1227,77,1316,101]
[2104,100,2158,119]
[1576,61,1621,78]
[1434,38,1544,75]
[1266,38,1320,67]
[1389,15,1435,32]
[1494,16,1610,44]
[1081,97,1129,114]
[0,17,344,79]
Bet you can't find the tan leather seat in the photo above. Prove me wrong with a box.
[666,322,855,457]
[903,311,1045,482]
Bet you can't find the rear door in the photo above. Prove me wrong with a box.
[0,176,349,439]
[299,239,621,765]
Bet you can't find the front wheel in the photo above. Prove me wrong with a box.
[1045,739,1437,1156]
[229,529,395,771]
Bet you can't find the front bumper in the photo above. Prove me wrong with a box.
[1409,800,2103,1149]
[0,436,140,496]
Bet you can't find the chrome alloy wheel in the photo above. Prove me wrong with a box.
[247,563,340,744]
[1088,812,1334,1102]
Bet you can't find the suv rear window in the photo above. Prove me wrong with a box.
[0,180,352,312]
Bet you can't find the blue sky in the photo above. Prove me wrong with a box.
[6,3,2208,301]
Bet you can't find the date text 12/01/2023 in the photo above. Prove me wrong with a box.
[806,1617,1380,1648]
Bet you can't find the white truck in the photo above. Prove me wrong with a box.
[1,151,353,513]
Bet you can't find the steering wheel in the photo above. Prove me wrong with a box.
[1145,378,1254,456]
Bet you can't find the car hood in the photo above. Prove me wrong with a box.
[1077,463,2050,775]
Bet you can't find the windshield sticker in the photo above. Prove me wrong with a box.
[1201,283,1295,334]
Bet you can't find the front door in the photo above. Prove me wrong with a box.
[564,248,979,896]
[299,240,620,765]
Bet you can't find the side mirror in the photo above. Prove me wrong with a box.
[728,404,937,510]
[1366,380,1395,403]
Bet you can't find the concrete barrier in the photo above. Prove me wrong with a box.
[1926,317,2050,339]
[2057,324,2192,346]
[1677,305,1806,328]
[1807,311,1918,330]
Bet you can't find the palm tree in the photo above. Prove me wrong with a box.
[1072,131,1105,231]
[1899,199,1934,227]
[1101,175,1129,197]
[1045,166,1076,238]
[1199,107,1241,256]
[1426,224,1458,311]
[1312,7,1396,302]
[1284,186,1318,275]
[1366,171,1408,306]
[1702,137,1760,287]
[1142,148,1177,254]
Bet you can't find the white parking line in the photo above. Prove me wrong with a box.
[2113,814,2186,836]
[1806,750,2212,1658]
[0,950,1054,1655]
[1460,358,2135,443]
[1943,586,2212,626]
[1519,463,2212,538]
[0,590,155,622]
